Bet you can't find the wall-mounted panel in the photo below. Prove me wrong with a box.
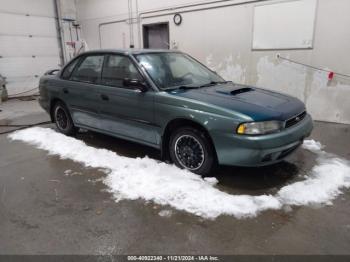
[99,22,130,49]
[252,0,317,50]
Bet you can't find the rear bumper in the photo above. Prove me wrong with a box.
[38,97,50,113]
[213,114,313,166]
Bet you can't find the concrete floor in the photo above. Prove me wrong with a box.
[0,97,45,120]
[0,99,350,255]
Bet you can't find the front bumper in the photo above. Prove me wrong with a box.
[213,114,313,166]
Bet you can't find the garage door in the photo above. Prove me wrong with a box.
[0,0,61,97]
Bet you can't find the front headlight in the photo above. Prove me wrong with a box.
[237,121,283,135]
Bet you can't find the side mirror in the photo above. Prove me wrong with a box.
[123,79,148,92]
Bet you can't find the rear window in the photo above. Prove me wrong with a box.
[61,58,80,79]
[70,55,104,84]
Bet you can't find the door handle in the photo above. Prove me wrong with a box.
[63,88,69,94]
[100,94,109,101]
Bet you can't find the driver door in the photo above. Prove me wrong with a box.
[97,54,157,146]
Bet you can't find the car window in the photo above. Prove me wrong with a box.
[101,55,142,88]
[169,55,210,79]
[136,54,167,87]
[61,58,80,79]
[136,53,223,89]
[70,55,104,84]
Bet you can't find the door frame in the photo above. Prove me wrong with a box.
[142,22,170,49]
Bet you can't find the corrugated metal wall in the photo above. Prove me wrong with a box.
[0,0,61,97]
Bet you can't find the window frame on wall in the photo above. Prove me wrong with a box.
[252,0,318,50]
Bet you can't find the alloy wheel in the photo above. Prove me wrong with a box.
[55,107,68,130]
[174,134,205,171]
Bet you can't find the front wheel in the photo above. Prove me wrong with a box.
[53,101,76,135]
[169,127,216,176]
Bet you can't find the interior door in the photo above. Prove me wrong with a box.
[97,54,157,146]
[143,23,170,49]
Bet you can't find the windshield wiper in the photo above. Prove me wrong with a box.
[166,85,199,91]
[199,81,232,88]
[165,81,232,91]
[178,85,200,90]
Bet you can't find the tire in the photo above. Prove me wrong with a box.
[52,101,76,136]
[169,127,216,176]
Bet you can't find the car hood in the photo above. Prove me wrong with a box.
[167,83,305,121]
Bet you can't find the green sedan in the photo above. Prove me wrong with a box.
[39,49,313,175]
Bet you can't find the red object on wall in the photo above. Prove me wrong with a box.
[66,41,76,48]
[328,71,334,80]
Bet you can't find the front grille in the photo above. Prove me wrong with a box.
[285,111,306,128]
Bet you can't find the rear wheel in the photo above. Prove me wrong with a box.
[53,101,76,135]
[169,127,216,176]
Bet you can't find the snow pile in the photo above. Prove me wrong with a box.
[9,127,350,219]
[302,139,323,153]
[158,210,173,218]
[8,127,280,218]
[278,157,350,205]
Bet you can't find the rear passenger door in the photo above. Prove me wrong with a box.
[63,55,104,128]
[97,54,157,146]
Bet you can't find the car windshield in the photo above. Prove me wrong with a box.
[135,52,224,90]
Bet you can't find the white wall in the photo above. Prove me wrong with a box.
[75,0,350,124]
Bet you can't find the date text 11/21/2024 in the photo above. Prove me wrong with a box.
[127,255,220,261]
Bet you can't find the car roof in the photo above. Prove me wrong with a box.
[81,49,181,56]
